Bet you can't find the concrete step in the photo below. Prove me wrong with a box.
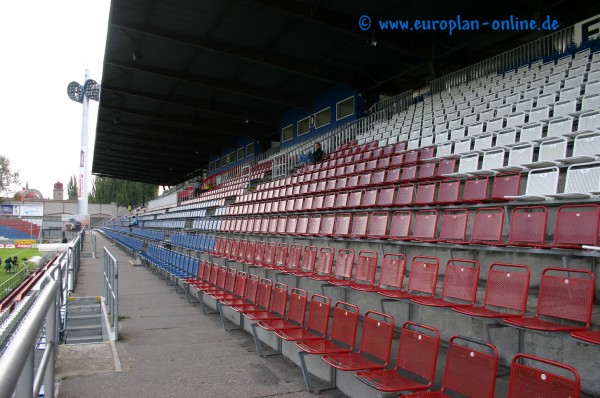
[64,335,104,344]
[67,314,103,327]
[65,324,103,338]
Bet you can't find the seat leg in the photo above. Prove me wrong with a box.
[218,302,243,331]
[199,294,218,315]
[251,323,282,357]
[298,351,336,392]
[184,283,200,304]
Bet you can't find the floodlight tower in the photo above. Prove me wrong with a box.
[67,69,100,216]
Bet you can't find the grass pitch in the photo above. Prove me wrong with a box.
[0,247,42,285]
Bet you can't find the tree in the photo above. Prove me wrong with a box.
[67,175,78,200]
[0,155,20,200]
[89,177,159,206]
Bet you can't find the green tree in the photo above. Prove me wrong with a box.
[89,177,158,206]
[0,155,20,201]
[67,175,78,200]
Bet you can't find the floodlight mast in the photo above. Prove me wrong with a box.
[67,69,100,217]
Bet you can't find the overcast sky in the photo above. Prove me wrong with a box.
[0,1,111,199]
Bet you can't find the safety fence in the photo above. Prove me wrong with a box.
[103,247,119,341]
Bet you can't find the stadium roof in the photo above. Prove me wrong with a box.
[93,0,600,186]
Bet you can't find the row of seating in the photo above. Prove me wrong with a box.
[186,261,584,396]
[216,204,600,249]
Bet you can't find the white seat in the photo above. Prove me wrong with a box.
[494,143,534,172]
[523,137,568,169]
[434,141,453,159]
[450,126,466,141]
[453,137,473,155]
[558,87,580,102]
[495,128,517,147]
[585,80,600,95]
[473,132,494,151]
[557,131,600,164]
[471,148,505,175]
[515,98,534,112]
[565,110,600,138]
[506,112,526,128]
[546,161,600,199]
[520,122,544,143]
[545,116,573,139]
[485,117,504,133]
[467,122,484,137]
[505,166,559,201]
[528,106,551,123]
[581,94,600,113]
[536,92,556,107]
[552,99,577,118]
[445,152,480,178]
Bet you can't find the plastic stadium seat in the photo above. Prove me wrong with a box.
[412,259,480,308]
[270,294,331,345]
[402,336,498,398]
[375,186,395,207]
[345,250,378,291]
[570,330,600,345]
[394,184,415,206]
[461,175,489,203]
[453,263,530,318]
[503,267,595,332]
[549,204,600,248]
[242,281,288,322]
[309,247,335,281]
[507,206,547,247]
[366,211,389,239]
[327,249,356,287]
[253,294,330,357]
[379,256,439,300]
[437,208,468,243]
[230,277,273,315]
[435,178,460,204]
[332,213,351,238]
[490,172,521,201]
[218,274,260,330]
[388,211,412,240]
[412,210,438,241]
[355,322,440,395]
[291,245,317,278]
[348,212,369,238]
[296,302,360,392]
[470,207,505,245]
[414,182,437,205]
[306,214,322,236]
[547,162,600,199]
[321,311,394,373]
[507,353,580,398]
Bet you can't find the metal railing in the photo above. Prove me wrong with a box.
[103,247,119,341]
[0,279,59,398]
[0,267,32,302]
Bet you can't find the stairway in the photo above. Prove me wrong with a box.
[64,297,107,344]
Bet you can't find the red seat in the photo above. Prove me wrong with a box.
[402,336,498,398]
[570,330,600,345]
[355,322,440,394]
[394,184,415,206]
[332,213,352,238]
[375,186,396,207]
[366,211,389,239]
[388,210,412,240]
[412,210,438,241]
[273,294,331,342]
[462,175,490,203]
[309,247,335,281]
[470,207,505,245]
[230,277,273,314]
[327,248,356,286]
[507,206,547,247]
[411,259,480,307]
[306,214,322,236]
[414,182,437,205]
[322,311,394,372]
[435,178,460,204]
[490,171,521,201]
[242,281,288,322]
[503,267,595,332]
[348,250,379,290]
[293,246,317,276]
[253,288,308,345]
[318,213,335,237]
[508,353,580,398]
[280,243,301,274]
[437,208,468,243]
[364,253,406,296]
[379,255,439,300]
[453,263,530,318]
[549,204,600,248]
[348,212,369,238]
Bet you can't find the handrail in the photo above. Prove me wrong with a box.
[0,280,58,398]
[103,247,119,341]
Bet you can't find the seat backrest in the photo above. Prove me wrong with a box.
[573,131,600,158]
[254,278,273,309]
[349,212,369,237]
[304,294,331,336]
[508,353,581,398]
[358,311,395,366]
[332,249,355,280]
[536,268,595,328]
[368,211,389,238]
[436,179,460,203]
[389,211,412,239]
[482,263,530,315]
[439,209,468,242]
[377,253,406,291]
[333,213,351,237]
[269,282,289,316]
[395,322,440,387]
[481,148,505,170]
[353,250,378,286]
[307,214,322,235]
[471,207,504,244]
[262,242,277,266]
[563,162,600,194]
[407,256,440,296]
[298,245,317,273]
[314,247,334,276]
[413,210,438,240]
[463,176,489,202]
[286,288,309,324]
[394,184,415,206]
[491,172,521,199]
[553,204,600,247]
[232,271,248,298]
[295,215,309,235]
[537,137,567,162]
[330,302,360,348]
[457,152,480,173]
[242,274,260,303]
[286,244,302,271]
[440,259,480,304]
[508,206,547,245]
[274,242,288,267]
[376,186,395,207]
[441,336,498,398]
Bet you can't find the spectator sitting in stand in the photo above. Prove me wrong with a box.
[295,142,324,167]
[129,216,139,232]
